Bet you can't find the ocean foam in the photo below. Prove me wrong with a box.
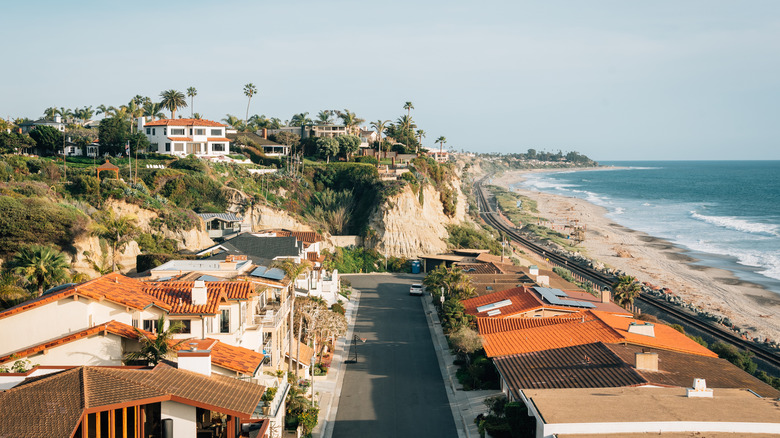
[690,212,780,236]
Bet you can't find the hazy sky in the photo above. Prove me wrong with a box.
[2,1,779,160]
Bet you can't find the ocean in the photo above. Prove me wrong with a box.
[514,161,780,296]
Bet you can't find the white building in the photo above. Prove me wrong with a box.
[139,117,231,157]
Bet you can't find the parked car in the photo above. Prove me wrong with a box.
[409,283,423,296]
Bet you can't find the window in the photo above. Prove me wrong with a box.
[174,143,184,152]
[171,128,185,136]
[194,128,205,135]
[220,309,230,333]
[146,128,151,134]
[212,143,225,152]
[178,320,191,334]
[165,142,171,152]
[143,319,156,333]
[210,129,222,136]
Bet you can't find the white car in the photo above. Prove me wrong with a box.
[409,283,423,296]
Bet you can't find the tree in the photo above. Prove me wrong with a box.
[272,259,312,374]
[159,89,187,119]
[370,119,389,156]
[244,83,258,123]
[98,117,131,156]
[316,110,333,125]
[611,275,641,307]
[337,109,364,135]
[435,136,447,153]
[28,125,62,155]
[337,135,361,161]
[89,211,140,272]
[449,326,482,364]
[403,101,414,118]
[290,112,312,127]
[316,137,339,163]
[186,87,197,117]
[124,315,188,366]
[10,244,70,297]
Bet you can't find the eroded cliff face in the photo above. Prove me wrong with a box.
[367,175,469,258]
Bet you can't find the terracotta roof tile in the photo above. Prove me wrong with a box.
[145,118,226,127]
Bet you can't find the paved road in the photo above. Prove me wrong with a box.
[332,274,458,438]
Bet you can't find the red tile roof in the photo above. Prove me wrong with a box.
[145,118,226,127]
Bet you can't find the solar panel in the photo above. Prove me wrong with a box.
[534,287,596,309]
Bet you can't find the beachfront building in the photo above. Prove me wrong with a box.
[138,117,231,157]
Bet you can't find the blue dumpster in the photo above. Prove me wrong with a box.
[411,260,421,274]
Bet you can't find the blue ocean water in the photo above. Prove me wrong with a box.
[514,161,780,295]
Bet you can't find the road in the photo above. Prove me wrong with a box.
[331,274,458,438]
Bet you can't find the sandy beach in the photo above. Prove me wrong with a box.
[491,169,780,345]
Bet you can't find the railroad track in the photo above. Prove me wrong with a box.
[474,178,780,370]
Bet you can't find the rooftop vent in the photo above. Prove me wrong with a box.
[627,322,655,337]
[192,280,208,305]
[687,378,713,398]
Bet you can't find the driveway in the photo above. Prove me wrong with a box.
[331,274,458,437]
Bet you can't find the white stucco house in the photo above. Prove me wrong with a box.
[138,117,231,157]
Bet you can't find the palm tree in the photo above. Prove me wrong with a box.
[370,119,390,157]
[143,101,165,121]
[272,259,312,374]
[187,87,197,117]
[316,110,333,125]
[124,315,188,366]
[337,109,364,135]
[403,101,414,118]
[222,114,246,131]
[244,83,258,123]
[89,211,140,272]
[10,244,70,297]
[159,89,187,119]
[416,129,426,153]
[611,276,641,308]
[290,112,312,127]
[435,136,447,154]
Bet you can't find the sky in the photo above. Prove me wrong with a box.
[2,0,779,160]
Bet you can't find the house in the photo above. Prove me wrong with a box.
[18,114,66,134]
[227,130,290,157]
[138,117,231,157]
[0,363,271,438]
[198,213,245,239]
[520,385,780,438]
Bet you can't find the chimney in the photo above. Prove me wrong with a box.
[529,265,539,276]
[178,343,212,376]
[627,322,655,337]
[262,128,267,139]
[687,378,713,398]
[601,289,611,303]
[634,352,658,371]
[192,280,208,305]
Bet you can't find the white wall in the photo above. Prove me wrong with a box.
[161,401,197,438]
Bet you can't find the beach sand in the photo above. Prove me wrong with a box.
[491,169,780,344]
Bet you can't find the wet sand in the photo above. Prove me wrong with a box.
[491,169,780,344]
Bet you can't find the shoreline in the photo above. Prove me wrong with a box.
[489,168,780,344]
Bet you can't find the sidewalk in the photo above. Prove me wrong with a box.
[422,293,503,438]
[311,286,362,438]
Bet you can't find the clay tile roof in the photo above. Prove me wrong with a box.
[481,312,624,358]
[144,118,226,127]
[143,282,227,315]
[208,340,265,375]
[591,311,718,358]
[461,286,546,318]
[476,314,584,335]
[493,342,647,396]
[167,136,193,141]
[0,273,169,320]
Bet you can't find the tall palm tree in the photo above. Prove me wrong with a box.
[337,109,364,135]
[124,315,188,366]
[435,136,447,154]
[159,89,187,119]
[244,83,258,123]
[416,129,426,153]
[89,211,140,272]
[316,110,333,125]
[187,87,197,117]
[611,276,641,308]
[272,259,312,374]
[143,102,165,121]
[403,101,414,118]
[370,119,390,156]
[10,244,70,297]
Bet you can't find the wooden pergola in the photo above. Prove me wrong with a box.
[96,160,119,181]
